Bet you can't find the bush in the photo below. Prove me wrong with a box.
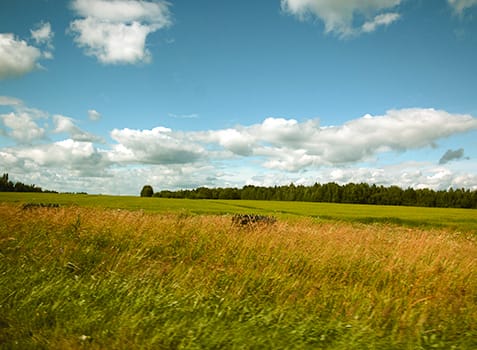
[140,185,154,197]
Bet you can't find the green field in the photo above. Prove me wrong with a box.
[1,192,476,232]
[1,193,476,349]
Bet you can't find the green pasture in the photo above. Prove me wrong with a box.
[1,192,476,232]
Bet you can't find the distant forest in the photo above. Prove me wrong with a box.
[153,183,477,209]
[0,173,55,193]
[2,171,475,209]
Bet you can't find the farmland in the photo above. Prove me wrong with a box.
[1,192,476,232]
[1,193,476,349]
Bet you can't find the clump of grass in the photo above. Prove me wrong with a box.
[0,204,476,349]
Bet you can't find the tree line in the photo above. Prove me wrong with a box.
[0,173,54,193]
[149,182,477,209]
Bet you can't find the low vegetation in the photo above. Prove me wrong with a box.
[1,201,476,349]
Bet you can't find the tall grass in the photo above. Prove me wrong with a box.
[1,204,476,349]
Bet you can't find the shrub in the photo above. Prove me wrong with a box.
[140,185,154,197]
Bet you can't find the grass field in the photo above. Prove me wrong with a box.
[1,192,476,232]
[1,193,476,349]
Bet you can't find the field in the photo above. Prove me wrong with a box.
[1,192,477,232]
[1,193,476,349]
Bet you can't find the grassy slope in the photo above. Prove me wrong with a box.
[1,203,476,349]
[1,192,476,232]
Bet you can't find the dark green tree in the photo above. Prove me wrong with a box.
[140,185,154,197]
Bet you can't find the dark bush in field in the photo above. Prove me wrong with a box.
[232,214,277,226]
[140,185,154,197]
[21,203,60,210]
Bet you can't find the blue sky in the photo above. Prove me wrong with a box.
[1,0,477,194]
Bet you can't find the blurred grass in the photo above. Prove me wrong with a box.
[1,203,476,349]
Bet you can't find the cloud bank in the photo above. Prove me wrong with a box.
[199,109,477,171]
[69,0,172,64]
[1,97,476,194]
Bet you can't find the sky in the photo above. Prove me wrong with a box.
[1,0,477,195]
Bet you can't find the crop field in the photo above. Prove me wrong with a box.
[1,192,477,232]
[1,193,476,349]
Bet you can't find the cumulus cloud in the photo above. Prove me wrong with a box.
[0,106,109,180]
[109,127,205,164]
[311,108,477,163]
[281,0,402,37]
[88,109,101,121]
[0,34,42,79]
[0,112,46,143]
[448,0,477,13]
[1,100,476,193]
[14,139,108,177]
[200,128,255,156]
[107,108,477,174]
[69,0,172,64]
[0,22,54,79]
[439,148,467,164]
[52,114,104,143]
[199,109,477,172]
[30,22,54,47]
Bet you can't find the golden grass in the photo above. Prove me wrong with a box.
[1,203,476,349]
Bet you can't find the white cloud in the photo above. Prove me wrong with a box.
[109,127,205,164]
[243,109,477,171]
[13,139,108,177]
[72,0,171,22]
[52,114,104,143]
[69,0,172,64]
[0,96,23,106]
[448,0,477,13]
[88,109,101,121]
[0,98,104,146]
[31,22,55,59]
[201,128,255,156]
[255,117,316,146]
[1,99,476,194]
[0,151,21,168]
[106,108,477,176]
[168,113,199,119]
[69,18,154,64]
[0,22,54,79]
[30,22,54,48]
[0,112,46,143]
[281,0,402,37]
[361,12,400,33]
[0,99,103,145]
[0,33,42,79]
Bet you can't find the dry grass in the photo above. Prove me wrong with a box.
[1,204,476,349]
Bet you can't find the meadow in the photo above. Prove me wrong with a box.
[1,192,476,232]
[0,193,476,349]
